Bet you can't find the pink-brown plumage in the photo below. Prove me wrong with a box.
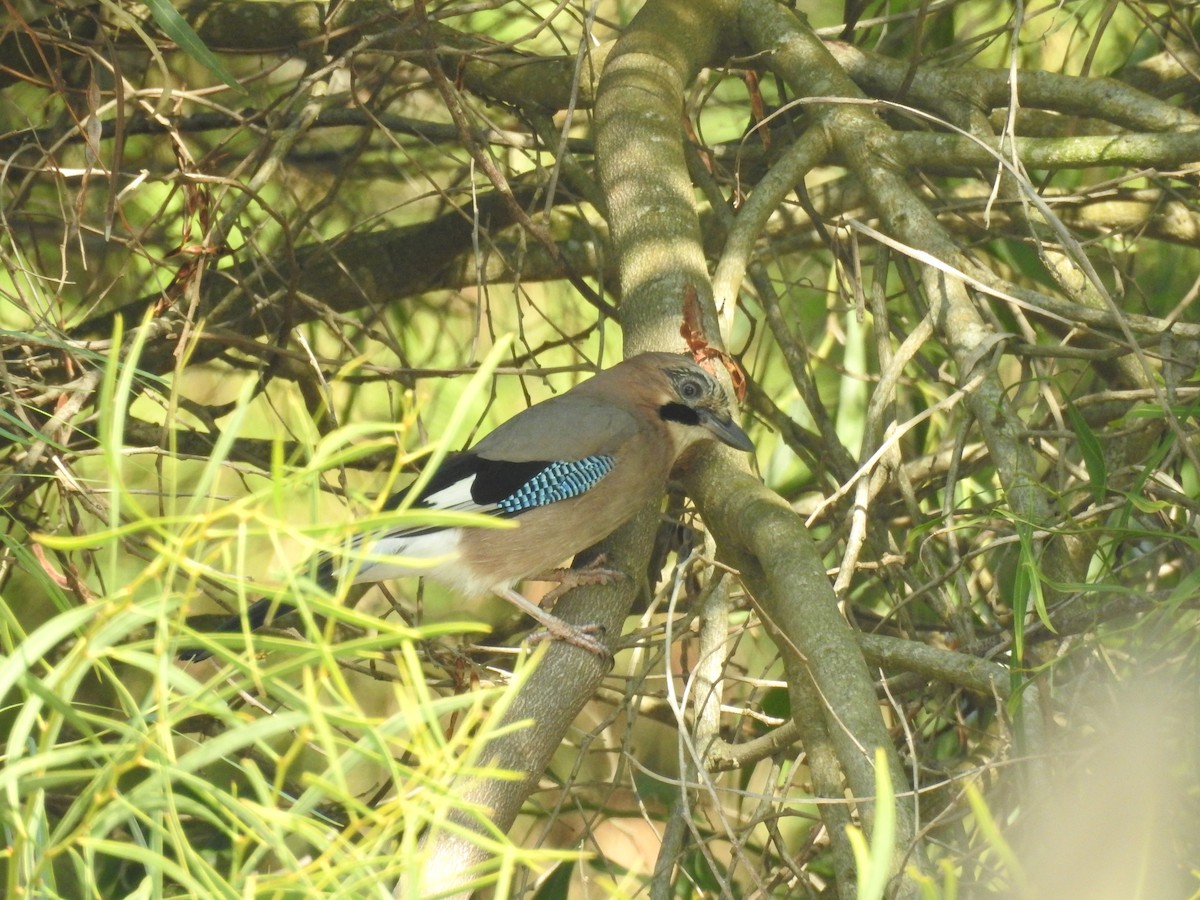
[182,352,753,660]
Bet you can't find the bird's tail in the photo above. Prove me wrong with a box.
[178,555,338,662]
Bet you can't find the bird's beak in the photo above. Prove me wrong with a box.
[698,409,755,452]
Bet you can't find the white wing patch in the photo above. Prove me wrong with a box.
[341,529,463,585]
[420,474,493,513]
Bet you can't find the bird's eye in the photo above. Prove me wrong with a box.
[678,378,704,402]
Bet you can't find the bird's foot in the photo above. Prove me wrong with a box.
[527,619,611,659]
[496,587,612,659]
[535,555,625,606]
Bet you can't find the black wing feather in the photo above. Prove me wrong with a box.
[381,453,556,513]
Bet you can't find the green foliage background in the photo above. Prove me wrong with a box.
[2,0,1198,897]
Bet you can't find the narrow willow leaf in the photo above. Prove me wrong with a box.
[1065,398,1106,504]
[964,783,1030,895]
[848,748,897,900]
[1011,539,1030,665]
[144,0,245,93]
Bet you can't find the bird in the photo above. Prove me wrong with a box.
[180,351,754,661]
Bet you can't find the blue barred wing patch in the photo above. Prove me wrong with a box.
[496,455,615,514]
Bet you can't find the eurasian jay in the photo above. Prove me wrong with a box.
[181,352,753,661]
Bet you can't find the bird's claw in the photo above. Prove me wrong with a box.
[536,555,625,607]
[528,620,611,660]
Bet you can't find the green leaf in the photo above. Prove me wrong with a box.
[0,407,68,450]
[964,783,1029,895]
[531,860,574,900]
[1065,398,1106,504]
[144,0,245,94]
[1025,554,1053,636]
[847,748,897,900]
[1010,538,1029,665]
[1013,523,1056,664]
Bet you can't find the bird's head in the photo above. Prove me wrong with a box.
[624,352,755,458]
